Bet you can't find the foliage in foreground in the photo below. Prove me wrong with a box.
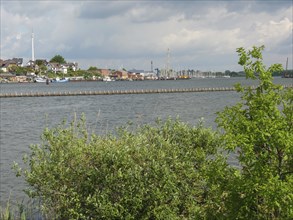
[14,118,229,219]
[216,45,293,219]
[12,45,293,219]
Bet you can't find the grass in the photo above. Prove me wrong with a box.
[0,197,43,220]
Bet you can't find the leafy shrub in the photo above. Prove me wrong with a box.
[15,117,227,219]
[216,45,293,219]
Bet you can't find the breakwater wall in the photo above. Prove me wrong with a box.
[1,84,292,98]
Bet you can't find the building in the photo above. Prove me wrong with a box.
[99,69,111,77]
[60,65,68,74]
[113,70,128,79]
[46,62,78,74]
[47,62,60,73]
[128,69,157,80]
[66,62,78,71]
[1,60,17,72]
[11,58,23,67]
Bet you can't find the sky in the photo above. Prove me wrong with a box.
[1,0,292,72]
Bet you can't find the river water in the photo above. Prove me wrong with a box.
[0,77,291,206]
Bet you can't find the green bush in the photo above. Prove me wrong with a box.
[216,46,293,219]
[14,117,227,219]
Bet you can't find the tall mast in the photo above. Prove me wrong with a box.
[166,48,170,77]
[31,31,35,61]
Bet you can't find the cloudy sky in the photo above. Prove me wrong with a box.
[1,0,292,71]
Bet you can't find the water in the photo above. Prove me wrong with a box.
[0,77,291,206]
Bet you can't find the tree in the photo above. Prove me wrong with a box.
[35,60,44,66]
[216,45,293,219]
[87,66,98,71]
[50,55,66,64]
[7,65,24,75]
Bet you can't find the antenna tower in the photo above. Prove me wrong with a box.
[31,31,35,61]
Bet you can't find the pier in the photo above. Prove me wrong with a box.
[0,85,292,98]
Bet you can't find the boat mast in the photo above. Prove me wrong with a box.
[284,57,288,78]
[167,48,171,77]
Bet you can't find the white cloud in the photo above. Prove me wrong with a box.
[256,17,292,47]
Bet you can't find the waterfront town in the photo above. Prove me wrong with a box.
[0,56,239,83]
[2,55,292,83]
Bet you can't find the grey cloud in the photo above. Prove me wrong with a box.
[1,1,64,18]
[161,0,292,20]
[222,0,292,18]
[246,0,292,13]
[274,35,293,55]
[78,1,133,19]
[78,1,209,23]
